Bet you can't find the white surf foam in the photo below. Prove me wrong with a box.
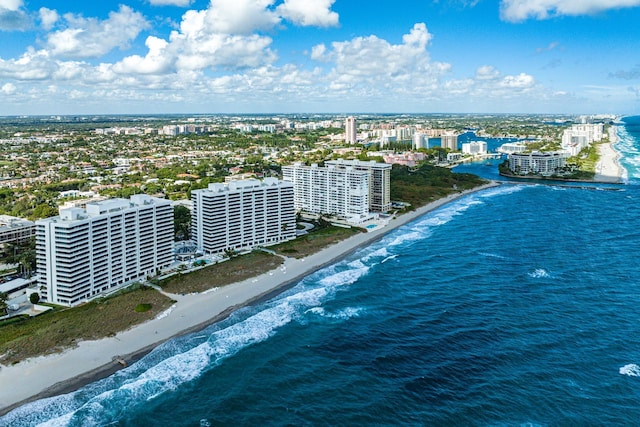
[381,254,398,264]
[359,246,389,263]
[318,265,370,287]
[8,284,342,426]
[479,252,508,260]
[620,364,640,377]
[528,269,550,279]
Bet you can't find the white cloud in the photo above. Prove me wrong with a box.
[499,72,535,88]
[536,41,559,53]
[277,0,339,27]
[0,48,56,80]
[46,5,149,58]
[113,36,173,75]
[0,0,21,11]
[476,65,500,80]
[500,0,640,22]
[310,43,326,60]
[1,82,16,94]
[0,0,29,31]
[39,7,59,31]
[196,0,280,35]
[149,0,193,6]
[314,23,444,96]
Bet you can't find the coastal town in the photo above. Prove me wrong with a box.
[0,113,623,413]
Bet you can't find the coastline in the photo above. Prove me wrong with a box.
[594,125,624,183]
[499,127,625,184]
[0,181,499,415]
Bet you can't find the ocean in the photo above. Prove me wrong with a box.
[3,118,640,426]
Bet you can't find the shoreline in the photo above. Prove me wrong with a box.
[593,126,624,183]
[0,181,499,415]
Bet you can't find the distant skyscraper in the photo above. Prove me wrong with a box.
[441,132,458,151]
[345,116,357,144]
[413,132,428,150]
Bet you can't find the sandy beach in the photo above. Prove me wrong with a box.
[0,181,498,414]
[594,126,624,183]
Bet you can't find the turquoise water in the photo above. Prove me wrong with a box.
[3,118,640,426]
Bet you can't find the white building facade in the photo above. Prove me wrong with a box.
[413,132,428,150]
[36,195,174,306]
[191,178,295,255]
[461,141,488,155]
[441,132,459,151]
[345,116,357,144]
[325,159,392,213]
[508,151,567,176]
[561,123,605,156]
[282,163,371,223]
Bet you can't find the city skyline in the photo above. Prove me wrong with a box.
[1,0,640,115]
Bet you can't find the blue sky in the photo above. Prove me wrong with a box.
[0,0,639,115]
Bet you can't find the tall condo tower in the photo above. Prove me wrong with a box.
[191,178,295,255]
[345,116,357,144]
[36,195,174,306]
[441,132,458,151]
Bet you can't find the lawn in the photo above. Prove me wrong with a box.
[271,225,362,259]
[159,251,284,294]
[0,285,174,365]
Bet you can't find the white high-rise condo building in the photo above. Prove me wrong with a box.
[325,159,392,213]
[461,141,488,155]
[36,195,174,306]
[561,123,605,156]
[413,132,428,150]
[345,116,357,144]
[191,178,295,255]
[441,132,458,151]
[282,163,371,223]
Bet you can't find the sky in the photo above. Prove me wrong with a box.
[0,0,640,115]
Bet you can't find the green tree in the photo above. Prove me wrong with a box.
[0,291,7,315]
[174,205,191,241]
[29,292,40,304]
[31,203,58,220]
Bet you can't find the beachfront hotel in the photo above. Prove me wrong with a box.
[191,178,295,255]
[282,162,373,224]
[35,195,174,307]
[325,159,392,213]
[507,151,567,176]
[345,116,357,144]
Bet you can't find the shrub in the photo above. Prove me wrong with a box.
[29,292,40,304]
[134,303,152,313]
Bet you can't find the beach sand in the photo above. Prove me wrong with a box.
[594,126,624,183]
[0,181,499,414]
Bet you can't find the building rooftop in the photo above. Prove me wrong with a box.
[0,215,34,230]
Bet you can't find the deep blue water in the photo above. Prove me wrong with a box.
[4,118,640,427]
